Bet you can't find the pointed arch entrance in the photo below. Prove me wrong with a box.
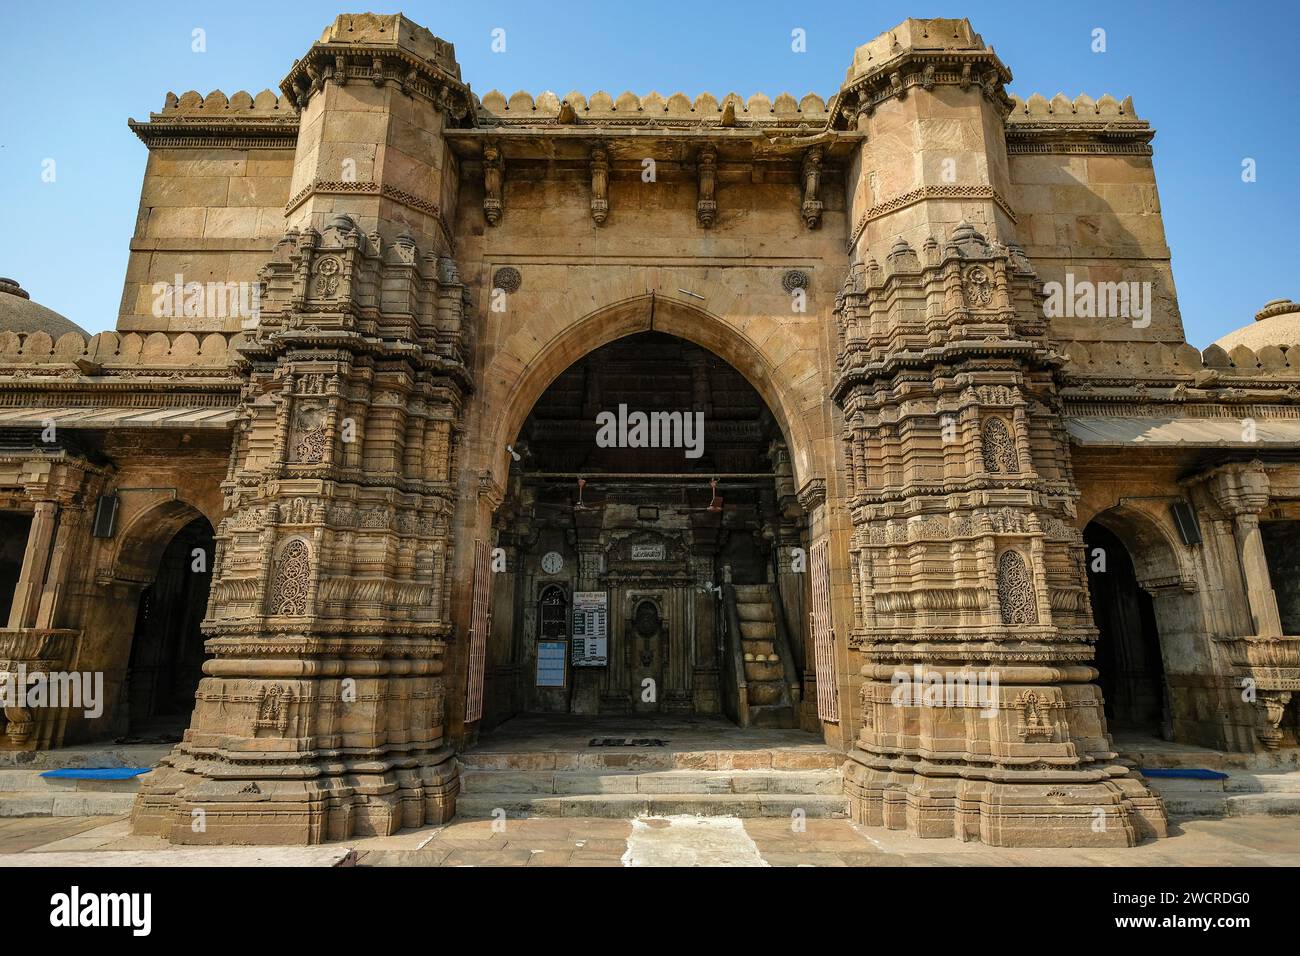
[108,499,216,742]
[477,327,813,731]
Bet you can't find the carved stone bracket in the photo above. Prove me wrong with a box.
[801,147,823,228]
[696,145,717,228]
[482,144,503,225]
[590,144,610,225]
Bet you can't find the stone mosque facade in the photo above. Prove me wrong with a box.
[1,14,1298,847]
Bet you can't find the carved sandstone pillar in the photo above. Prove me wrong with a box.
[7,501,58,630]
[1209,463,1282,637]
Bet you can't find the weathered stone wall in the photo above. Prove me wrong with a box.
[119,91,298,336]
[1006,95,1181,345]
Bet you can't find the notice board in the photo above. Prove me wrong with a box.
[536,640,567,687]
[571,591,608,667]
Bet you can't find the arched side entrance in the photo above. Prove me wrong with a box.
[1260,519,1300,634]
[480,330,811,731]
[93,498,217,743]
[123,515,215,740]
[1081,504,1223,745]
[1084,521,1168,736]
[0,511,32,625]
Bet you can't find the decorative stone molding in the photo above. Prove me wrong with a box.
[781,270,809,293]
[492,267,522,294]
[847,184,1017,252]
[795,477,826,512]
[1254,690,1293,750]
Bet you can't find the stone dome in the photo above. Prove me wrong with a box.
[1214,298,1300,350]
[0,278,87,337]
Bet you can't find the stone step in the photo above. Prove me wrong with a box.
[1225,770,1300,793]
[0,769,142,793]
[732,585,770,599]
[741,640,777,657]
[1158,792,1300,818]
[0,791,138,817]
[462,768,843,796]
[1120,746,1300,772]
[459,748,841,772]
[456,791,849,819]
[743,660,785,682]
[1142,776,1225,793]
[1141,769,1300,797]
[747,704,798,729]
[736,603,772,623]
[740,621,775,640]
[0,744,171,770]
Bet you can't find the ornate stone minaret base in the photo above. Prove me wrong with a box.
[830,19,1166,846]
[131,14,474,844]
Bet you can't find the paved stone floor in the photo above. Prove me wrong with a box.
[2,813,1297,866]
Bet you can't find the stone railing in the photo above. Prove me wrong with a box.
[0,330,245,369]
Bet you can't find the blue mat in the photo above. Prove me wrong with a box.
[1139,767,1229,781]
[39,767,151,781]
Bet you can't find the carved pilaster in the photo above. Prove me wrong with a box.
[590,143,610,225]
[696,144,717,228]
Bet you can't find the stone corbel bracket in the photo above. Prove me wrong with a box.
[482,143,503,226]
[590,143,610,225]
[801,147,824,228]
[696,144,718,227]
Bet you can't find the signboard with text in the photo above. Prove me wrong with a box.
[571,591,608,667]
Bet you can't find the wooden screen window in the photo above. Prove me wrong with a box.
[809,538,839,723]
[465,539,492,722]
[539,586,567,639]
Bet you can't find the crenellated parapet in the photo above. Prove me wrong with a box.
[129,89,299,149]
[476,89,832,131]
[1005,92,1153,156]
[0,329,243,369]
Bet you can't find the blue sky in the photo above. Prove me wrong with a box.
[1,0,1295,345]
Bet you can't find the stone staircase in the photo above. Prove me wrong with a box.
[733,584,797,728]
[1118,737,1300,819]
[0,744,169,817]
[457,745,847,819]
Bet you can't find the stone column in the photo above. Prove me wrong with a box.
[7,501,58,630]
[35,502,85,629]
[1209,462,1282,637]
